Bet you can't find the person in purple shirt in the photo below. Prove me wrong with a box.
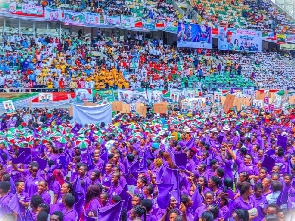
[26,195,44,221]
[141,199,156,221]
[89,170,101,185]
[101,163,113,188]
[80,185,101,220]
[0,181,14,216]
[62,193,78,221]
[24,163,44,198]
[15,180,30,217]
[51,169,64,204]
[107,172,123,197]
[252,182,268,221]
[134,176,148,195]
[208,176,222,202]
[35,180,51,205]
[195,191,214,220]
[52,182,74,213]
[77,164,92,194]
[231,181,256,213]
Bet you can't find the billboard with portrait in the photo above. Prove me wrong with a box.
[218,27,262,52]
[3,100,16,114]
[177,22,212,49]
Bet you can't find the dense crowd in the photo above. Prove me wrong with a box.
[0,107,294,221]
[190,0,295,34]
[2,32,295,91]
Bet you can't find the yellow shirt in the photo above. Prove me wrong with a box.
[47,81,53,88]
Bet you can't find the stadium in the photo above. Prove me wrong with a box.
[0,0,293,220]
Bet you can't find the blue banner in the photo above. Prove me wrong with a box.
[177,22,212,49]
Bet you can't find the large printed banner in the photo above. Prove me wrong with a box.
[44,8,60,21]
[85,12,101,26]
[63,11,85,26]
[218,27,262,52]
[92,89,115,103]
[7,2,44,17]
[106,16,121,26]
[118,89,149,105]
[177,23,212,49]
[285,35,295,44]
[21,3,43,16]
[280,43,295,50]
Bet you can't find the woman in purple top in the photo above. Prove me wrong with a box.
[52,182,74,213]
[224,178,235,200]
[196,176,210,200]
[252,182,267,221]
[80,185,101,221]
[231,181,256,212]
[219,196,230,219]
[36,180,51,205]
[208,176,222,202]
[24,163,44,198]
[15,180,30,217]
[51,169,65,204]
[195,191,214,220]
[0,181,15,216]
[134,176,148,195]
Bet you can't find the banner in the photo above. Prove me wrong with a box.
[177,23,212,49]
[164,21,177,33]
[3,100,16,114]
[92,89,115,103]
[21,3,43,16]
[121,15,135,28]
[218,27,262,52]
[73,103,112,125]
[143,19,156,31]
[106,16,121,26]
[118,89,149,105]
[280,43,295,50]
[150,90,165,103]
[38,93,53,102]
[286,35,295,44]
[63,11,85,26]
[85,12,101,26]
[44,8,59,21]
[75,89,93,102]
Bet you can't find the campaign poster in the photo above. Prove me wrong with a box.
[3,100,16,114]
[92,89,115,103]
[121,15,135,28]
[75,89,93,102]
[64,11,85,26]
[39,93,53,103]
[177,22,212,49]
[44,8,59,21]
[118,89,149,105]
[85,12,100,26]
[218,27,262,52]
[106,16,121,26]
[170,90,181,103]
[150,90,164,104]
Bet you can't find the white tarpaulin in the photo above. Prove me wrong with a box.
[73,103,112,125]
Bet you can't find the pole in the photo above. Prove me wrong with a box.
[3,18,6,34]
[33,21,36,38]
[59,22,61,39]
[18,19,21,35]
